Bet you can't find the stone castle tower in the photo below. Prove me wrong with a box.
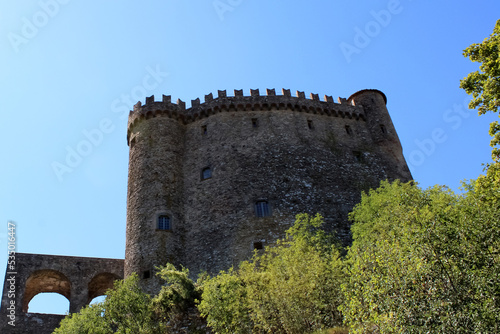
[125,88,412,292]
[0,88,411,333]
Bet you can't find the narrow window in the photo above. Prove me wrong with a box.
[380,124,386,134]
[307,120,314,130]
[201,125,207,135]
[353,151,363,163]
[253,241,263,250]
[252,118,259,128]
[345,125,352,135]
[143,270,151,279]
[201,167,212,180]
[158,215,170,230]
[255,200,270,217]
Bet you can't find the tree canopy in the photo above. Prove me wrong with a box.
[53,273,162,334]
[340,180,499,333]
[198,213,346,334]
[460,19,500,160]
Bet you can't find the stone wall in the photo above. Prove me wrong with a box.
[0,253,123,334]
[125,88,412,292]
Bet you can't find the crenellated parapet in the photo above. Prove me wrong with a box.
[127,88,368,144]
[125,85,411,292]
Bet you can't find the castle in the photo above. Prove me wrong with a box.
[0,88,412,333]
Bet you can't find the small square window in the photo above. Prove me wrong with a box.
[158,215,170,230]
[253,241,263,250]
[201,167,212,180]
[252,118,259,128]
[353,151,363,163]
[143,270,151,279]
[345,125,352,135]
[255,200,270,217]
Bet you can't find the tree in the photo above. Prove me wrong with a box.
[340,180,500,333]
[53,266,208,334]
[341,20,500,332]
[151,263,205,332]
[460,19,500,161]
[197,268,252,334]
[53,273,163,334]
[198,214,345,334]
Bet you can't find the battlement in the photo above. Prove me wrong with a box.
[127,88,370,143]
[124,85,411,288]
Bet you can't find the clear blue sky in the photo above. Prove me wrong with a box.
[1,1,499,314]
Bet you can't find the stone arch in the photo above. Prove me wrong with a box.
[22,269,71,313]
[87,272,120,304]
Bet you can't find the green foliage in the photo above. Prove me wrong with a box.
[53,273,163,334]
[198,213,345,334]
[152,263,200,317]
[312,328,350,334]
[52,304,109,334]
[460,19,500,160]
[198,268,252,334]
[341,179,500,333]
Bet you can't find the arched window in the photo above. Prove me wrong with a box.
[255,200,271,217]
[158,215,170,230]
[201,167,212,180]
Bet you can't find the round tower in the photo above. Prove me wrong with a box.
[348,89,412,181]
[125,95,185,293]
[124,89,412,292]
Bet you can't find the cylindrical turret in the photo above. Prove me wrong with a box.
[124,89,412,293]
[125,96,186,293]
[348,89,412,181]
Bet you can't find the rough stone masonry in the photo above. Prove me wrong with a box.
[125,88,412,292]
[0,88,412,333]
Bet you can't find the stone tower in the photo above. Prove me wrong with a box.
[0,87,412,334]
[125,88,412,292]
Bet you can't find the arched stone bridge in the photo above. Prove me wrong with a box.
[0,253,123,334]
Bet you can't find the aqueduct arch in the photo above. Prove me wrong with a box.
[22,269,71,313]
[88,272,121,303]
[0,253,124,334]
